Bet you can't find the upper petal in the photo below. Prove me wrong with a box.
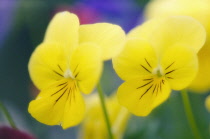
[70,43,102,94]
[112,38,158,81]
[79,23,126,60]
[128,16,206,55]
[44,11,79,54]
[150,16,206,54]
[144,0,210,32]
[28,43,68,90]
[128,18,162,40]
[117,77,171,116]
[161,45,198,90]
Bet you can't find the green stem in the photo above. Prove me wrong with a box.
[181,90,201,139]
[97,83,113,139]
[0,101,17,129]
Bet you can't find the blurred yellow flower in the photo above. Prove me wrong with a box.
[205,95,210,112]
[79,93,130,139]
[28,11,125,129]
[113,16,206,116]
[144,0,210,93]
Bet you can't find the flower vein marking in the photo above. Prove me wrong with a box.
[152,84,157,94]
[140,58,153,73]
[143,78,153,81]
[165,62,175,70]
[58,64,63,72]
[73,64,80,78]
[57,82,68,87]
[140,65,151,73]
[137,80,153,89]
[145,58,152,68]
[165,69,176,75]
[138,79,165,100]
[166,76,173,79]
[53,82,77,106]
[67,82,76,105]
[159,81,162,93]
[53,70,63,77]
[51,83,68,96]
[139,84,153,100]
[54,87,68,105]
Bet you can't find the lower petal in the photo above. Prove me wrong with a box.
[28,79,85,128]
[62,86,85,129]
[117,77,171,116]
[28,80,69,125]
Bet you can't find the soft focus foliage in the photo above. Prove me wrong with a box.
[113,16,205,116]
[205,95,210,112]
[145,0,210,93]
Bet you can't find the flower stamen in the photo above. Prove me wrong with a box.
[64,69,75,79]
[153,65,163,77]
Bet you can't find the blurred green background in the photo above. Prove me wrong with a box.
[0,0,209,139]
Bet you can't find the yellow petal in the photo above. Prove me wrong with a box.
[128,16,206,55]
[188,46,210,92]
[28,43,68,90]
[150,16,206,54]
[117,77,171,116]
[62,83,85,129]
[79,23,126,60]
[161,46,198,90]
[28,79,70,125]
[112,38,158,81]
[205,95,210,112]
[70,43,102,94]
[44,11,79,54]
[28,79,85,128]
[80,94,106,139]
[80,93,130,139]
[145,0,210,32]
[128,18,162,40]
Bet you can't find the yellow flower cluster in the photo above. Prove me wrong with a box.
[28,6,208,137]
[28,12,125,129]
[145,0,210,93]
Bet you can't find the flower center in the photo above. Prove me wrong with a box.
[152,65,163,77]
[64,69,75,79]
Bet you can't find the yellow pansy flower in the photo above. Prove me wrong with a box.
[28,11,125,129]
[113,16,206,116]
[144,0,210,93]
[79,93,130,139]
